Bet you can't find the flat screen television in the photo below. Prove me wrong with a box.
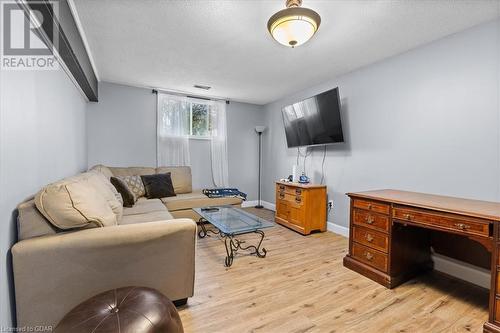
[281,87,344,148]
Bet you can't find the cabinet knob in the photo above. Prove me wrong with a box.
[454,223,470,230]
[365,252,373,261]
[366,234,374,242]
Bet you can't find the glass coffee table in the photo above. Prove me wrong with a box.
[194,206,275,267]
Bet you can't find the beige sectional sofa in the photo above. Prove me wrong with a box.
[12,165,242,329]
[93,165,243,220]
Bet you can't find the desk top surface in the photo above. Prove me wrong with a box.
[348,189,500,221]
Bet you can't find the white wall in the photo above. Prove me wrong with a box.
[263,19,500,230]
[0,68,88,326]
[86,82,265,199]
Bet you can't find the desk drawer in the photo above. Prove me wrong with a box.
[353,209,390,233]
[352,242,388,272]
[393,206,491,238]
[353,199,390,215]
[352,226,389,253]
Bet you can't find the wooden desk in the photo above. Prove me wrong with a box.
[343,190,500,333]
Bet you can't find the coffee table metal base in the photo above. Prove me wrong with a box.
[198,219,267,267]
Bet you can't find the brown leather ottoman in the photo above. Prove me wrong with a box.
[55,287,184,333]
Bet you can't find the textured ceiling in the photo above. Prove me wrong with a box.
[72,0,499,105]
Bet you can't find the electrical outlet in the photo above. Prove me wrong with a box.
[328,200,333,209]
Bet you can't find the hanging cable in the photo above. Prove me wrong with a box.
[320,145,327,185]
[302,147,312,175]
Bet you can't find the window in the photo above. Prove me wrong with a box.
[189,102,211,138]
[157,93,215,139]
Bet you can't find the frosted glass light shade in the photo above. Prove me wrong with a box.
[255,126,267,133]
[267,7,321,48]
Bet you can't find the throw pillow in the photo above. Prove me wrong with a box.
[35,178,117,230]
[141,173,176,199]
[110,177,136,207]
[118,175,146,199]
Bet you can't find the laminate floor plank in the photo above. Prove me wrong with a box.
[178,208,489,333]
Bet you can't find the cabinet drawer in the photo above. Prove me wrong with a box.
[495,298,500,324]
[353,199,390,215]
[276,184,299,196]
[352,242,388,272]
[277,192,303,205]
[352,226,389,253]
[353,209,390,233]
[276,199,289,221]
[393,206,491,238]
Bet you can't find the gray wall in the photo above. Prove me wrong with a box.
[87,82,265,199]
[0,68,88,326]
[262,19,500,229]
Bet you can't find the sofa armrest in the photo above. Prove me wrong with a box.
[12,219,197,328]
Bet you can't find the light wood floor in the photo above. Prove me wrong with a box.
[178,208,489,333]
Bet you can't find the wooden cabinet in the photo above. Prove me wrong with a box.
[274,181,327,235]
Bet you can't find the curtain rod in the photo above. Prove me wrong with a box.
[152,88,230,104]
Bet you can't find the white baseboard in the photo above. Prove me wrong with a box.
[241,200,275,211]
[327,223,490,288]
[241,200,258,208]
[327,221,349,237]
[432,253,490,289]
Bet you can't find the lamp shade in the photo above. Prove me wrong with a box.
[267,6,321,48]
[255,126,267,133]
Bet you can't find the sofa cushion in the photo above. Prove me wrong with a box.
[156,167,192,194]
[88,165,113,179]
[110,177,136,207]
[122,198,167,216]
[17,198,58,240]
[119,210,174,225]
[84,171,124,220]
[35,178,117,230]
[118,175,146,199]
[109,167,156,177]
[161,190,242,211]
[141,173,176,199]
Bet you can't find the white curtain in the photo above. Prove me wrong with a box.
[209,101,229,187]
[157,93,191,166]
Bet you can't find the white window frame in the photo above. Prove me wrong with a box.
[188,101,211,140]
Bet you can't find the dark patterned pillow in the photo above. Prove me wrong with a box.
[118,175,146,199]
[110,177,136,207]
[140,173,176,199]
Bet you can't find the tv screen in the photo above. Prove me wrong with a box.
[281,87,344,148]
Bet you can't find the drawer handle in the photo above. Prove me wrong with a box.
[279,194,285,199]
[365,216,375,224]
[279,186,285,190]
[364,252,373,261]
[454,223,471,230]
[296,189,302,195]
[366,234,374,242]
[368,204,373,210]
[404,213,412,220]
[295,196,301,202]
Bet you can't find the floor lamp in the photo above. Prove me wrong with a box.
[255,126,266,209]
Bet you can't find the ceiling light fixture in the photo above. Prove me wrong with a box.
[267,0,321,48]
